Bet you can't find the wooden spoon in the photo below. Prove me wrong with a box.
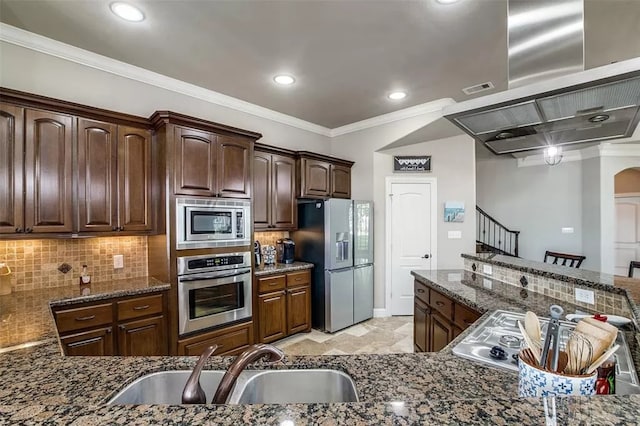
[524,311,541,346]
[586,344,620,374]
[518,320,541,364]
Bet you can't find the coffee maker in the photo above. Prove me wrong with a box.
[276,238,295,264]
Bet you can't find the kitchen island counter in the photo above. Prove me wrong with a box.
[2,341,640,424]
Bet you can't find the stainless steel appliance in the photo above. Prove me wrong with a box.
[451,310,639,393]
[292,199,374,332]
[177,252,252,335]
[176,197,251,250]
[276,238,295,264]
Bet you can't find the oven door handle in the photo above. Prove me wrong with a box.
[178,268,251,282]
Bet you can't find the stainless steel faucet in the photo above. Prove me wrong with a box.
[211,343,284,404]
[182,344,218,404]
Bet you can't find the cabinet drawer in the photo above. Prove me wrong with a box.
[117,293,164,321]
[286,270,310,287]
[54,303,113,334]
[453,303,481,330]
[178,321,253,356]
[429,289,453,320]
[257,275,286,293]
[414,280,429,305]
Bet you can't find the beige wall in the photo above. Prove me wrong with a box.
[0,42,332,154]
[615,168,640,194]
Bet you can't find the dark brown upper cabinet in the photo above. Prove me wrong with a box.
[23,109,74,234]
[0,103,24,234]
[78,119,151,233]
[149,112,260,199]
[254,144,297,231]
[297,152,353,199]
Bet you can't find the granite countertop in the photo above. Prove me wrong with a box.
[2,342,640,424]
[0,277,169,349]
[254,261,314,277]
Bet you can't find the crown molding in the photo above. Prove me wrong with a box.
[329,98,456,137]
[0,23,332,137]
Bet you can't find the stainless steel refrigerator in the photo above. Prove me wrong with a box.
[292,199,373,332]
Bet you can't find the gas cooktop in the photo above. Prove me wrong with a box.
[452,310,639,390]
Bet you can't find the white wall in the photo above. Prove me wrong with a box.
[476,155,585,266]
[582,157,602,272]
[0,42,332,153]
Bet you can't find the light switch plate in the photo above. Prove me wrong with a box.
[483,278,493,289]
[113,254,124,269]
[575,288,595,305]
[448,230,462,239]
[483,264,492,275]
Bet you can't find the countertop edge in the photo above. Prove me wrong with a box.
[48,282,170,308]
[254,262,314,277]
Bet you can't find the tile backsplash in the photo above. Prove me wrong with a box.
[254,231,290,248]
[0,237,148,292]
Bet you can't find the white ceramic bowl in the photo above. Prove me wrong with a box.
[518,353,596,397]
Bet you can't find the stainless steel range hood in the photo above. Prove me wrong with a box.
[442,0,640,155]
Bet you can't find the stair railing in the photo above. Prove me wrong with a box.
[476,206,519,257]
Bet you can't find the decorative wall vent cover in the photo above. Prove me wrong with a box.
[462,81,495,95]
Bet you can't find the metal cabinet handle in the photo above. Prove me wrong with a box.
[416,288,425,293]
[435,301,445,307]
[422,254,430,259]
[15,227,22,233]
[119,226,125,231]
[133,305,150,311]
[112,226,118,231]
[75,315,96,322]
[25,228,33,233]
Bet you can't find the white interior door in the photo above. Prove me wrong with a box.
[615,197,640,276]
[388,179,436,315]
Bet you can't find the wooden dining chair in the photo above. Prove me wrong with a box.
[629,261,640,278]
[543,251,586,268]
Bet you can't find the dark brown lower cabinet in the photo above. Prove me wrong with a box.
[286,285,311,335]
[258,290,288,343]
[52,291,168,356]
[177,321,254,356]
[413,279,481,352]
[117,315,165,356]
[256,270,312,344]
[59,327,114,356]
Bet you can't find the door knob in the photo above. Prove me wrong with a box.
[422,254,430,259]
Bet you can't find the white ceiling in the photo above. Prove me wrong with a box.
[1,0,639,129]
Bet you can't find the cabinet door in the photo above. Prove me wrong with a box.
[60,327,114,356]
[272,154,297,229]
[177,321,253,356]
[430,312,453,352]
[253,151,271,230]
[24,109,73,233]
[300,158,331,198]
[330,164,351,199]
[78,119,118,232]
[414,298,429,353]
[286,285,311,335]
[118,126,152,231]
[217,135,251,198]
[258,290,287,343]
[117,315,166,356]
[0,103,24,234]
[174,127,217,196]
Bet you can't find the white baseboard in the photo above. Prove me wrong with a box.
[373,308,390,318]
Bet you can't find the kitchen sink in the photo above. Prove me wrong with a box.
[108,370,226,404]
[230,369,359,404]
[108,369,358,405]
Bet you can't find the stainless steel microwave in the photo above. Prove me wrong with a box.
[176,197,251,249]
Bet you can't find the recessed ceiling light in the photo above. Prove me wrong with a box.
[274,75,295,85]
[436,0,461,4]
[110,2,145,22]
[388,91,407,100]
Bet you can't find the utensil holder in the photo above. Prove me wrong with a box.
[518,351,596,397]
